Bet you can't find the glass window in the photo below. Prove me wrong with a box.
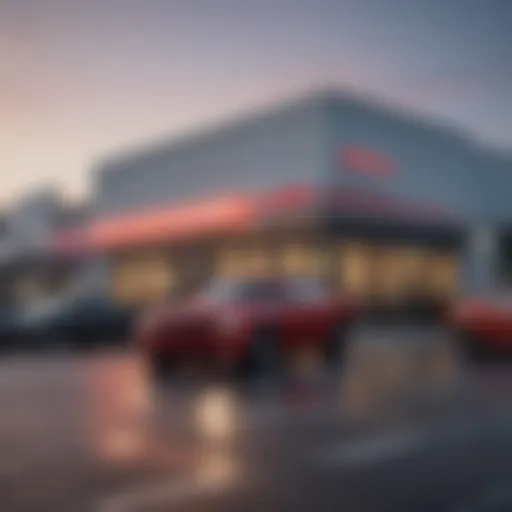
[424,253,459,298]
[200,278,286,303]
[238,280,285,302]
[281,245,327,276]
[216,248,274,278]
[112,254,174,305]
[340,241,373,298]
[286,277,327,302]
[372,247,406,301]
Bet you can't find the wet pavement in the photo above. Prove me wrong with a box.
[1,344,512,511]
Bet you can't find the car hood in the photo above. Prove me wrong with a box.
[140,300,220,331]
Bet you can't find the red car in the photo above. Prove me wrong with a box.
[134,276,358,379]
[449,293,512,359]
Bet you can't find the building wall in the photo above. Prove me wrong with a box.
[469,151,512,224]
[0,188,62,259]
[90,91,512,298]
[93,95,330,217]
[462,151,512,291]
[324,94,474,220]
[94,91,488,224]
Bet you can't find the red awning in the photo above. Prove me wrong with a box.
[52,184,316,255]
[52,184,457,256]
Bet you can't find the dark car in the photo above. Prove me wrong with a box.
[18,295,136,350]
[448,292,512,360]
[0,308,21,352]
[134,275,359,380]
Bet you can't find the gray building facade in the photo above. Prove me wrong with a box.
[88,91,512,304]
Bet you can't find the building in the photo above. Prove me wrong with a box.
[59,90,512,308]
[0,188,90,309]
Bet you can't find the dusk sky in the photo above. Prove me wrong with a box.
[1,0,511,205]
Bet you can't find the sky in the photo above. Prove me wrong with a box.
[1,0,511,205]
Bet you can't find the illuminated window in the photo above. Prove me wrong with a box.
[373,248,406,301]
[245,249,274,274]
[340,242,373,297]
[112,254,174,305]
[216,248,274,278]
[424,253,459,297]
[281,245,327,276]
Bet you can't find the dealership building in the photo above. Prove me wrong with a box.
[56,90,512,308]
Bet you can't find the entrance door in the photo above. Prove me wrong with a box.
[339,241,375,300]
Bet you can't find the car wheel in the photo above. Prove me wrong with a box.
[459,331,486,363]
[147,353,175,383]
[324,322,348,368]
[241,329,282,381]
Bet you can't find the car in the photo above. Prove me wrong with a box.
[448,292,512,359]
[0,307,21,352]
[134,275,359,380]
[16,295,136,350]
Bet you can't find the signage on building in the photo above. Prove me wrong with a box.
[339,146,397,177]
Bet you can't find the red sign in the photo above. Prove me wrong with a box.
[339,146,397,177]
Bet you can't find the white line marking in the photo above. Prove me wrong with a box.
[314,413,504,470]
[315,428,428,468]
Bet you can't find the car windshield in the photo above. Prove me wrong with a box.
[486,292,512,307]
[199,277,285,303]
[20,297,65,321]
[463,291,512,305]
[68,296,106,309]
[286,276,327,301]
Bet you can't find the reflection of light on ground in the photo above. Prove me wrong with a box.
[197,449,238,488]
[194,388,238,442]
[100,427,145,462]
[121,376,152,414]
[82,356,155,465]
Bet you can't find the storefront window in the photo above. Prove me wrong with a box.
[372,248,406,302]
[281,245,327,277]
[424,253,459,298]
[245,249,274,275]
[338,242,459,303]
[216,247,275,278]
[339,242,373,298]
[112,253,174,305]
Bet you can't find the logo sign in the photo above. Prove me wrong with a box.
[339,146,397,177]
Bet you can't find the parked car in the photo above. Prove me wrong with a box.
[134,275,359,380]
[448,292,512,359]
[0,308,21,352]
[17,295,136,350]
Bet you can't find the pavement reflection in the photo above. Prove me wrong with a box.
[3,334,512,511]
[82,354,153,465]
[81,354,246,507]
[194,387,239,442]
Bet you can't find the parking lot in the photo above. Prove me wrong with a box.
[2,331,512,512]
